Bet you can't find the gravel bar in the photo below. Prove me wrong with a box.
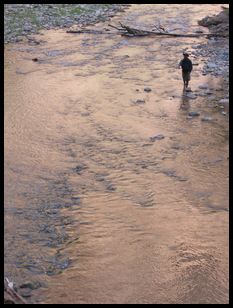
[4,4,131,44]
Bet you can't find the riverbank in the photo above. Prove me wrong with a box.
[4,4,130,44]
[198,6,229,37]
[189,7,229,112]
[196,7,229,89]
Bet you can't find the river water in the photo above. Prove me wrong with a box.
[4,4,229,304]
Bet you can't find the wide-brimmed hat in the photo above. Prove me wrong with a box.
[183,52,189,56]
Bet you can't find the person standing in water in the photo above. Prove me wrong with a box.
[179,52,193,89]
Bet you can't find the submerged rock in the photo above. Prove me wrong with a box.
[106,183,116,191]
[188,111,200,117]
[198,84,209,89]
[201,116,213,121]
[185,93,197,99]
[197,92,207,97]
[19,281,42,290]
[134,99,146,104]
[144,87,152,92]
[150,134,165,142]
[205,89,213,95]
[74,165,87,174]
[19,288,32,298]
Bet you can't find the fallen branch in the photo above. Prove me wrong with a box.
[112,22,190,37]
[108,24,123,31]
[4,278,28,304]
[118,22,152,36]
[66,22,228,38]
[114,22,226,37]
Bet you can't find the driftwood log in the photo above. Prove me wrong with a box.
[110,22,227,37]
[66,22,227,38]
[66,29,108,34]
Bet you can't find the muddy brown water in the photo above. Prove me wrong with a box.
[4,4,228,304]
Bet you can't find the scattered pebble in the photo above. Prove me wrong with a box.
[207,62,216,68]
[219,99,229,104]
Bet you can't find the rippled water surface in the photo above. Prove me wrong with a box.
[4,4,228,304]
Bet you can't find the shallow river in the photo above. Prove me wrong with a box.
[4,4,229,304]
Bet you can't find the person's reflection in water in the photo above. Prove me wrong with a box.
[179,88,190,110]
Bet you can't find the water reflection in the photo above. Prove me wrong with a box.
[180,89,191,110]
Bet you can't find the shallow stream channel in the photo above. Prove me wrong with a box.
[4,4,229,304]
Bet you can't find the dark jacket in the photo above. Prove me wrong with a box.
[179,58,193,72]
